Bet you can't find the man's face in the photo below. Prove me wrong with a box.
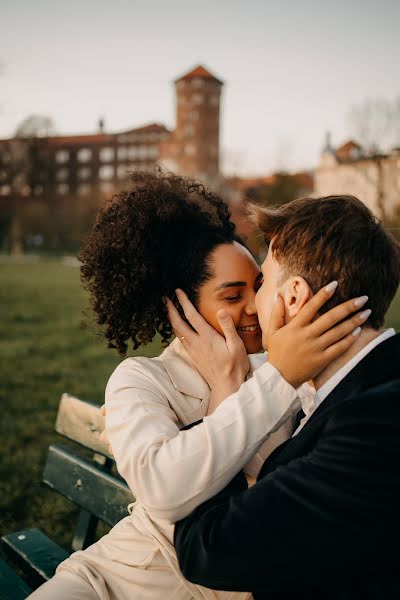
[255,246,285,350]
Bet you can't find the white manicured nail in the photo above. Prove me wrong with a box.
[359,309,371,320]
[325,281,338,294]
[354,295,368,307]
[273,292,278,305]
[352,327,361,336]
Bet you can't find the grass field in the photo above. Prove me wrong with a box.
[0,261,161,550]
[1,260,400,550]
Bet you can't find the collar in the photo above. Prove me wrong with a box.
[316,328,396,408]
[160,338,211,400]
[160,339,266,400]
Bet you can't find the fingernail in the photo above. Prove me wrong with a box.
[273,292,278,305]
[359,309,371,321]
[325,281,338,294]
[354,295,368,308]
[352,327,361,337]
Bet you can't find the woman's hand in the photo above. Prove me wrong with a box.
[267,283,370,389]
[166,289,249,401]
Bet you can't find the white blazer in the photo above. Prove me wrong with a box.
[32,340,303,600]
[98,338,300,600]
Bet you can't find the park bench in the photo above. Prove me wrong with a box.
[0,393,134,599]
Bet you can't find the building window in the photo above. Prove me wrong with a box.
[185,124,195,138]
[56,150,69,164]
[56,168,69,181]
[192,94,204,105]
[191,78,204,88]
[148,146,158,159]
[128,146,138,160]
[99,147,114,162]
[99,165,114,180]
[78,167,91,180]
[77,148,92,162]
[117,146,128,160]
[210,95,219,107]
[78,183,91,196]
[187,111,199,121]
[57,183,69,195]
[184,144,196,157]
[117,164,128,179]
[138,146,149,160]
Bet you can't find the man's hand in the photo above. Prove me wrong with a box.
[267,282,371,389]
[166,289,250,402]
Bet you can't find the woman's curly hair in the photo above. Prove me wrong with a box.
[78,169,240,355]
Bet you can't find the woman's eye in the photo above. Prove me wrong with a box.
[225,295,241,302]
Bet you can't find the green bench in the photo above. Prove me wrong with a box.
[1,393,134,598]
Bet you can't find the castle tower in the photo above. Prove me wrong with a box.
[159,65,223,183]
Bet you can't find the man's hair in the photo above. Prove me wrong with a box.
[250,195,400,328]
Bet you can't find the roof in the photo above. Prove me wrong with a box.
[35,123,169,146]
[175,65,223,85]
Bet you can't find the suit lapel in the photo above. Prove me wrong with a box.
[259,333,400,480]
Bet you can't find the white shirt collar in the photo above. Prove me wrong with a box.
[315,328,396,408]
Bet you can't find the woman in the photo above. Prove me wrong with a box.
[30,170,348,600]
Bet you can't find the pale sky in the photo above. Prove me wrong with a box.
[1,0,399,175]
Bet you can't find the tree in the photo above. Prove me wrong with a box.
[348,97,400,155]
[347,97,400,223]
[15,114,56,138]
[246,172,311,208]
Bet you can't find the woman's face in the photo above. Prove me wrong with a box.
[197,242,263,354]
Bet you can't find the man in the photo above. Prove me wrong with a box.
[167,195,400,599]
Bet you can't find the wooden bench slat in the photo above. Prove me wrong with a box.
[43,445,134,526]
[55,393,112,458]
[1,528,69,584]
[0,557,32,599]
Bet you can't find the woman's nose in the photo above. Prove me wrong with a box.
[245,300,257,315]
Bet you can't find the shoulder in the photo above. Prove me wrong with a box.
[323,378,400,453]
[106,349,172,395]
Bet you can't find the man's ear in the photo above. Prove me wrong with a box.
[282,277,313,319]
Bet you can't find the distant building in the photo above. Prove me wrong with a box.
[159,65,223,183]
[315,134,400,220]
[0,64,223,202]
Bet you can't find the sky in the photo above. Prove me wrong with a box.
[1,0,399,176]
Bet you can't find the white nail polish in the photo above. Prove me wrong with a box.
[325,281,338,294]
[273,292,278,305]
[354,295,368,307]
[352,327,361,336]
[359,309,372,320]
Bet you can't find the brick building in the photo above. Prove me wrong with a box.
[0,65,223,203]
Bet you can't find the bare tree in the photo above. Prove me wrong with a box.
[348,96,400,155]
[347,96,400,222]
[15,114,56,138]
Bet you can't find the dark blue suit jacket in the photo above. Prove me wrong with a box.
[175,334,400,599]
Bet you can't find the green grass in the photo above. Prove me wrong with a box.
[0,261,161,550]
[1,261,400,551]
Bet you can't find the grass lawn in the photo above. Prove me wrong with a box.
[0,261,161,550]
[1,260,400,551]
